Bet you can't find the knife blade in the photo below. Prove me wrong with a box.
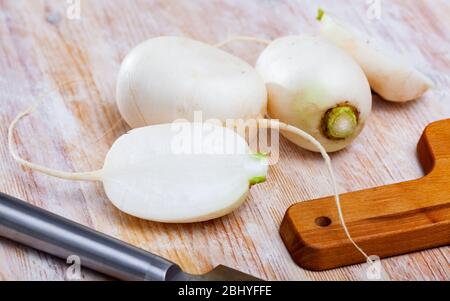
[0,192,261,281]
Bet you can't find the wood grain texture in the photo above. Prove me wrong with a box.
[0,0,449,281]
[281,119,450,271]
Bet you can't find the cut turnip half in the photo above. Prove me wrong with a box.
[317,9,433,102]
[101,123,268,222]
[9,109,268,223]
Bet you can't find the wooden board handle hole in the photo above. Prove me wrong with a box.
[315,216,332,227]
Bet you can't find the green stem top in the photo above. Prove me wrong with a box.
[323,106,358,140]
[317,8,325,21]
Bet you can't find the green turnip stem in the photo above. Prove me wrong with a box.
[317,8,325,21]
[323,106,358,139]
[214,36,272,48]
[8,107,103,182]
[257,118,371,262]
[249,175,267,186]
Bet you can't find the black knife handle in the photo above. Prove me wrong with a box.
[0,192,180,281]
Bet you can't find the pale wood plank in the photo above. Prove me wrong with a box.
[0,0,449,280]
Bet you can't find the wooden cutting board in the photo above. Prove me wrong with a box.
[281,119,450,270]
[0,0,449,280]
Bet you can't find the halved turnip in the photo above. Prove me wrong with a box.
[8,109,268,223]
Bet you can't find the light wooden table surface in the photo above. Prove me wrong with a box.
[1,0,449,281]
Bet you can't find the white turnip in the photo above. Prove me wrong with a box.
[317,9,433,102]
[116,36,267,128]
[255,35,372,152]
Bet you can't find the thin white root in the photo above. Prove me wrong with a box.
[257,118,371,262]
[214,35,272,48]
[8,106,102,182]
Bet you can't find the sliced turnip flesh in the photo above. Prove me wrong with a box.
[102,123,268,222]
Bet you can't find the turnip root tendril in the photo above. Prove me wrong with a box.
[214,35,272,48]
[8,107,103,182]
[257,118,371,262]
